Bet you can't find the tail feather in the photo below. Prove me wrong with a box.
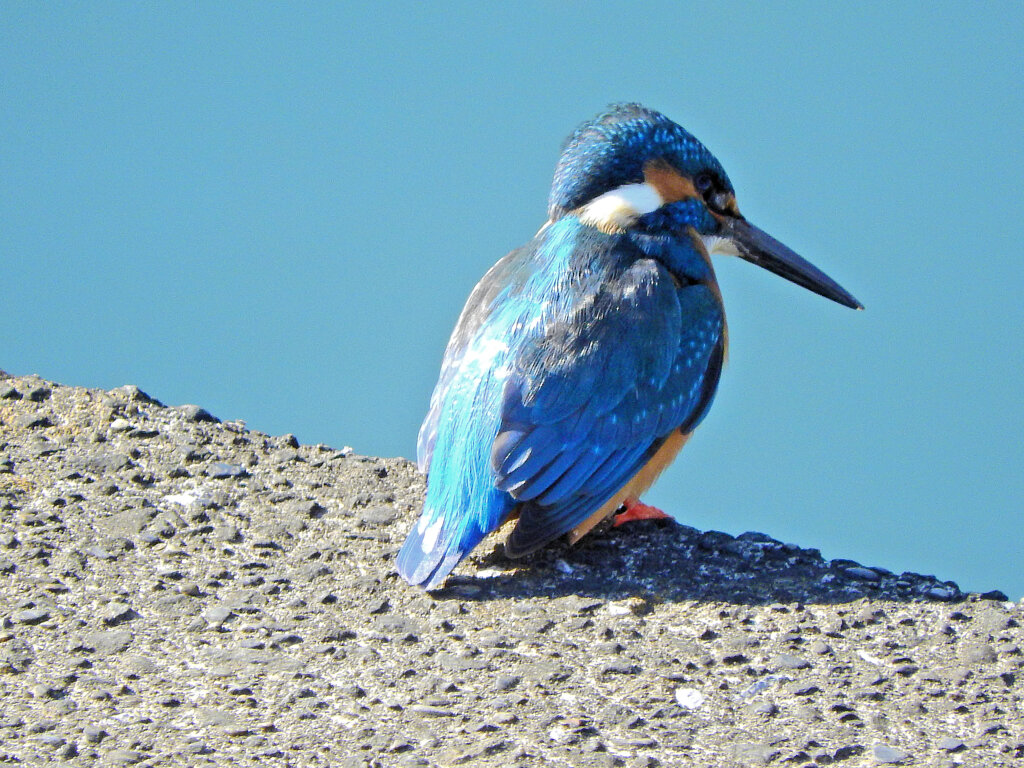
[400,349,513,589]
[396,512,472,590]
[397,483,515,590]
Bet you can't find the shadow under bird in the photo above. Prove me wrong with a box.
[398,104,861,590]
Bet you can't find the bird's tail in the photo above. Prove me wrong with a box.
[399,350,514,589]
[397,483,511,589]
[396,509,473,590]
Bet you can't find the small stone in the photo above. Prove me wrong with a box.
[0,383,21,399]
[607,597,649,616]
[103,748,146,765]
[210,462,248,478]
[366,597,389,615]
[739,674,791,698]
[286,499,326,518]
[18,413,52,429]
[794,705,821,722]
[25,385,52,402]
[271,448,299,464]
[491,675,516,696]
[600,660,640,675]
[872,744,909,763]
[719,652,749,665]
[82,630,132,655]
[937,737,965,752]
[961,643,997,664]
[845,566,882,581]
[204,606,234,627]
[101,602,136,626]
[978,719,1006,735]
[83,725,106,744]
[821,615,846,635]
[30,684,64,699]
[773,653,810,670]
[409,704,456,717]
[213,525,240,542]
[674,688,705,710]
[13,608,50,625]
[180,404,218,423]
[976,608,1014,633]
[786,681,820,696]
[84,546,116,561]
[377,615,421,636]
[0,638,35,672]
[809,639,833,655]
[108,384,157,403]
[476,631,509,648]
[979,589,1008,601]
[856,605,885,623]
[732,743,780,765]
[833,745,864,760]
[358,506,398,525]
[126,655,158,675]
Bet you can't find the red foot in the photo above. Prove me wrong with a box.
[612,498,672,527]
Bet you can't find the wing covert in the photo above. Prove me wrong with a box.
[494,259,724,556]
[417,245,533,473]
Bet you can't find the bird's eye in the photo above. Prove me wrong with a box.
[695,173,715,195]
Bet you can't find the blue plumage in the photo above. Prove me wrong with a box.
[398,104,861,590]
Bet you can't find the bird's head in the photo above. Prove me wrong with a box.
[549,104,861,309]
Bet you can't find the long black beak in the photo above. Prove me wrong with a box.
[721,217,863,310]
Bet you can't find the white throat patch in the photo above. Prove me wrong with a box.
[701,235,741,257]
[578,182,663,233]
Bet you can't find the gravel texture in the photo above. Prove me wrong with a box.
[0,372,1021,767]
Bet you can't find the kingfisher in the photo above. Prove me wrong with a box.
[398,104,861,590]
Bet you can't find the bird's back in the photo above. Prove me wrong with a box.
[398,218,725,588]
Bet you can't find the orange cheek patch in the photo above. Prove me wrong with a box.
[643,160,698,203]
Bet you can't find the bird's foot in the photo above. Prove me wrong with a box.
[611,498,672,527]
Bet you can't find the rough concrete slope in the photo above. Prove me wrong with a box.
[0,373,1020,767]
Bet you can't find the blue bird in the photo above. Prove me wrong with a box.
[398,104,861,590]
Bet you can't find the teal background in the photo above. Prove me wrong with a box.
[3,4,1022,597]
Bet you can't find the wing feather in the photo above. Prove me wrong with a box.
[495,260,724,557]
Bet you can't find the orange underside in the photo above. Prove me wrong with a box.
[565,429,690,545]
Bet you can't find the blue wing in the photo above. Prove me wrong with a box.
[397,218,724,588]
[415,244,531,475]
[497,254,724,557]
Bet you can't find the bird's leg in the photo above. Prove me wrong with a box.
[611,497,672,527]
